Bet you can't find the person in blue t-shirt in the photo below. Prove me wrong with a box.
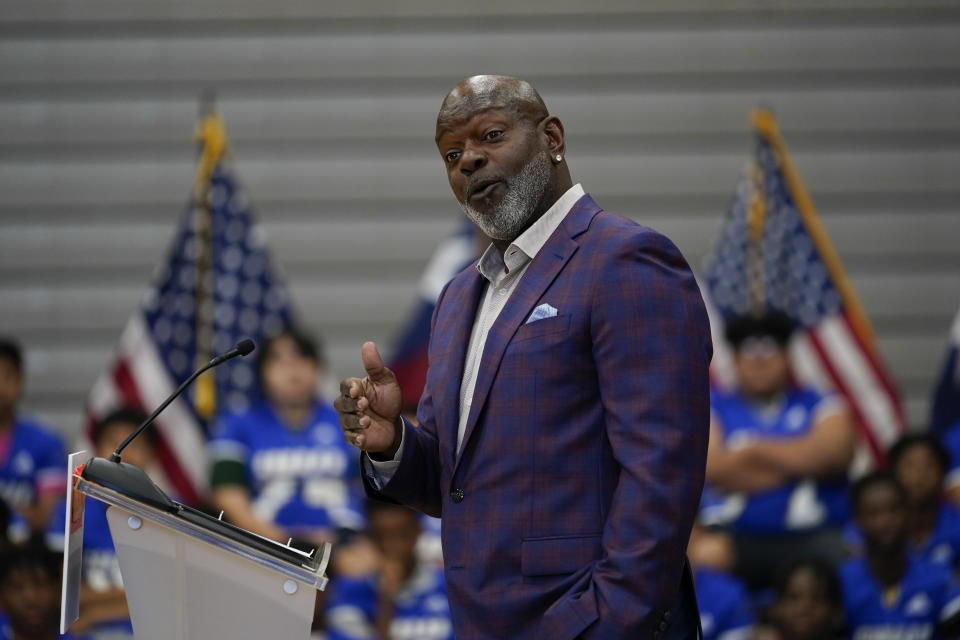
[703,313,855,589]
[839,471,960,640]
[847,434,960,570]
[687,525,753,640]
[325,501,453,640]
[762,558,844,640]
[0,543,90,640]
[0,338,67,543]
[209,328,365,545]
[694,568,753,640]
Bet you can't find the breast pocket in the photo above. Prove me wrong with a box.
[512,314,570,345]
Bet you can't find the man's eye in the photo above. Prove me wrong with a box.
[485,130,503,141]
[445,151,461,163]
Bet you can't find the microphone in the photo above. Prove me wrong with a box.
[110,338,257,462]
[209,338,255,366]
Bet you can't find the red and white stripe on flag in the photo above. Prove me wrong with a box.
[84,314,207,503]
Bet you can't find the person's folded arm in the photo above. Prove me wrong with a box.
[706,420,789,494]
[735,401,854,479]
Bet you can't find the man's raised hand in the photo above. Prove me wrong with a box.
[333,342,404,457]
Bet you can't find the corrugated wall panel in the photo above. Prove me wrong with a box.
[0,1,957,441]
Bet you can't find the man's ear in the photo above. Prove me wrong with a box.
[541,116,565,158]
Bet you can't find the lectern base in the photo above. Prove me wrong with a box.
[107,507,318,640]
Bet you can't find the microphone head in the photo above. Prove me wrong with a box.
[236,338,256,356]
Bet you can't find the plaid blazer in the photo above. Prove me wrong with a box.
[365,195,712,639]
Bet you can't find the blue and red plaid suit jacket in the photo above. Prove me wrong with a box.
[365,195,712,639]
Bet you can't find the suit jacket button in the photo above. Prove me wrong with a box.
[450,488,464,503]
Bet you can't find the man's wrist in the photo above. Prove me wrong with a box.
[368,416,404,462]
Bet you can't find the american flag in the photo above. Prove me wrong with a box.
[389,220,478,412]
[931,306,960,432]
[703,110,905,468]
[86,115,294,503]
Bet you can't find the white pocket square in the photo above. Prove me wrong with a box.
[525,303,558,324]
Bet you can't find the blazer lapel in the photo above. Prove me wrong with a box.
[452,196,600,476]
[435,267,485,467]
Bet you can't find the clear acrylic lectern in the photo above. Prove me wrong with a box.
[71,469,331,640]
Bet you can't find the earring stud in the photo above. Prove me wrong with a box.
[555,154,562,162]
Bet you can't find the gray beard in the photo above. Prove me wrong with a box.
[458,151,552,241]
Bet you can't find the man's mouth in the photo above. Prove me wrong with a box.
[468,179,503,202]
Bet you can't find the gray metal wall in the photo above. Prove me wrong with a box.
[1,0,958,443]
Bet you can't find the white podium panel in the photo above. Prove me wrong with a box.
[70,472,331,640]
[107,508,317,640]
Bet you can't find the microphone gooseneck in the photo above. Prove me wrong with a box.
[109,338,256,462]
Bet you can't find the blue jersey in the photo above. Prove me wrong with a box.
[845,504,960,569]
[695,568,753,640]
[0,615,90,639]
[325,566,453,640]
[708,388,848,534]
[45,496,133,635]
[840,555,960,640]
[209,401,364,532]
[1,416,66,540]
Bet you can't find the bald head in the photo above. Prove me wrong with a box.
[436,75,549,140]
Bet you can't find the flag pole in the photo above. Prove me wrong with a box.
[749,108,877,348]
[191,94,228,420]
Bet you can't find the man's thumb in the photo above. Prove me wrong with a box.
[361,341,391,382]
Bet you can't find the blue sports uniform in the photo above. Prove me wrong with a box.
[844,504,960,569]
[839,555,960,640]
[0,416,66,541]
[325,566,453,640]
[209,401,365,533]
[706,388,848,534]
[46,496,133,637]
[694,568,753,640]
[0,614,90,639]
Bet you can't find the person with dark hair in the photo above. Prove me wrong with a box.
[761,558,844,640]
[839,471,960,639]
[848,433,960,569]
[0,543,90,639]
[209,328,364,544]
[687,526,754,640]
[67,408,152,639]
[325,501,453,640]
[0,337,67,542]
[703,312,855,589]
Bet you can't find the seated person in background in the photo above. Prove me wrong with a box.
[759,558,844,640]
[0,337,67,542]
[839,471,960,640]
[59,409,152,639]
[847,433,960,569]
[704,312,855,589]
[687,525,754,640]
[209,328,364,545]
[325,501,453,640]
[0,542,90,640]
[937,417,960,506]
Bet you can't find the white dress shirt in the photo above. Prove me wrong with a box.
[366,183,586,484]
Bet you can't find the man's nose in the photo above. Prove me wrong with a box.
[459,146,486,175]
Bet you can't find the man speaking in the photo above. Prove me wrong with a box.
[335,75,712,639]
